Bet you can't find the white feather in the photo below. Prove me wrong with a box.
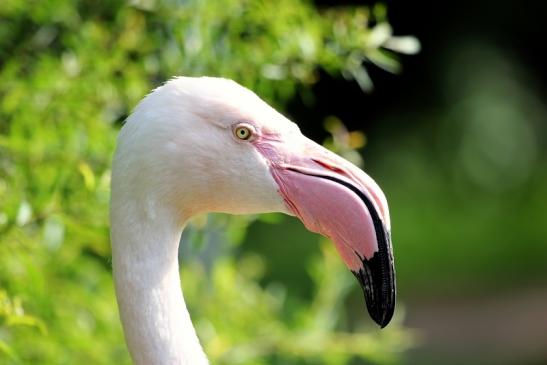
[110,77,295,364]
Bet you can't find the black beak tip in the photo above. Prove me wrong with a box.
[364,289,395,328]
[369,300,395,328]
[352,250,396,329]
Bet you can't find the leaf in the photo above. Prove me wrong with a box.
[383,36,422,55]
[367,49,401,73]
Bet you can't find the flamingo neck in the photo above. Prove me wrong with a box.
[110,198,208,365]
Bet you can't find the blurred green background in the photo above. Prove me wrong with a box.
[1,0,546,364]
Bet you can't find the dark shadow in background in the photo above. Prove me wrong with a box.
[249,1,547,364]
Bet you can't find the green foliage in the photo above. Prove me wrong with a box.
[0,0,417,364]
[0,290,45,361]
[185,243,414,365]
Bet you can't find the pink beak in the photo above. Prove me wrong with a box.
[255,132,395,328]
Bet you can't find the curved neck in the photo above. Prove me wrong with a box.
[110,198,208,365]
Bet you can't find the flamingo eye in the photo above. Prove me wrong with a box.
[234,125,254,141]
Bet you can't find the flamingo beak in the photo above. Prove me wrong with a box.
[255,134,395,328]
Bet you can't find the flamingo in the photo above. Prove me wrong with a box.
[110,76,395,365]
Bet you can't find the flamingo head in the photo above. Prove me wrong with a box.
[117,76,395,327]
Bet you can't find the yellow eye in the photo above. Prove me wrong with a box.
[235,125,253,140]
